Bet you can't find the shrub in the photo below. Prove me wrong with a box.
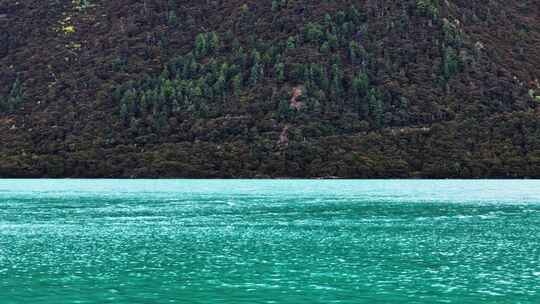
[416,0,440,19]
[0,78,24,113]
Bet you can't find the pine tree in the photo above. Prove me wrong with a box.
[140,93,149,116]
[231,74,243,95]
[195,33,208,58]
[214,73,227,97]
[181,57,193,79]
[275,62,285,82]
[320,66,330,91]
[347,5,363,24]
[271,0,286,12]
[120,102,129,124]
[153,111,168,133]
[331,64,343,97]
[368,88,383,128]
[443,47,459,80]
[249,63,262,86]
[168,11,178,27]
[167,0,177,10]
[351,72,369,96]
[320,42,330,55]
[232,38,242,55]
[326,32,338,50]
[278,98,290,120]
[349,41,361,65]
[304,22,324,43]
[0,78,24,112]
[286,36,296,49]
[324,13,333,26]
[251,50,261,65]
[208,32,220,54]
[336,10,346,25]
[162,80,175,103]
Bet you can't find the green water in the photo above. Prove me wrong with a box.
[0,180,539,303]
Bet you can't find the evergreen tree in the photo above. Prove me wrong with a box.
[443,47,459,80]
[278,98,291,120]
[275,62,285,82]
[167,0,177,10]
[208,32,220,54]
[331,64,343,97]
[349,41,361,65]
[286,36,296,49]
[181,56,193,79]
[326,32,338,50]
[368,88,383,128]
[272,0,287,12]
[120,102,129,124]
[310,64,324,86]
[324,13,333,26]
[8,79,23,111]
[153,111,168,133]
[231,74,243,95]
[347,5,363,24]
[251,50,261,65]
[195,33,208,58]
[320,42,330,55]
[162,80,175,103]
[236,47,247,69]
[336,10,346,25]
[249,63,262,86]
[214,73,227,97]
[351,72,369,96]
[351,73,370,116]
[140,93,149,116]
[167,11,177,27]
[232,38,242,55]
[320,66,330,91]
[304,22,324,43]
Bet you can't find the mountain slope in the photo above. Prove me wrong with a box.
[1,0,539,178]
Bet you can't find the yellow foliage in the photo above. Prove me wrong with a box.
[66,42,82,50]
[63,25,76,34]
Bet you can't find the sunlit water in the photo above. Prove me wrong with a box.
[0,180,539,303]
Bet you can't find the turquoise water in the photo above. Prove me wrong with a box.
[0,180,539,303]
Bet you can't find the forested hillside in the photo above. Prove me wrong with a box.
[1,0,540,178]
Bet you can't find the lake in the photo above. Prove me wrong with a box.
[0,180,539,303]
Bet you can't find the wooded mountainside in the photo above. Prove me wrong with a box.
[1,0,540,178]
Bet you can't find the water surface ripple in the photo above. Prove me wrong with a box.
[0,180,539,303]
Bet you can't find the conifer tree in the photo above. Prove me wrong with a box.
[331,64,343,97]
[214,73,227,97]
[168,11,177,27]
[443,47,459,80]
[351,72,369,96]
[249,63,262,86]
[208,32,220,54]
[195,33,208,58]
[140,93,149,116]
[275,63,285,82]
[368,88,383,128]
[120,102,129,124]
[231,74,243,95]
[320,42,330,55]
[232,38,242,55]
[286,36,296,49]
[349,41,361,65]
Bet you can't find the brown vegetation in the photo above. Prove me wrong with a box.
[0,0,539,178]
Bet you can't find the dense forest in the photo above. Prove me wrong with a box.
[0,0,539,178]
